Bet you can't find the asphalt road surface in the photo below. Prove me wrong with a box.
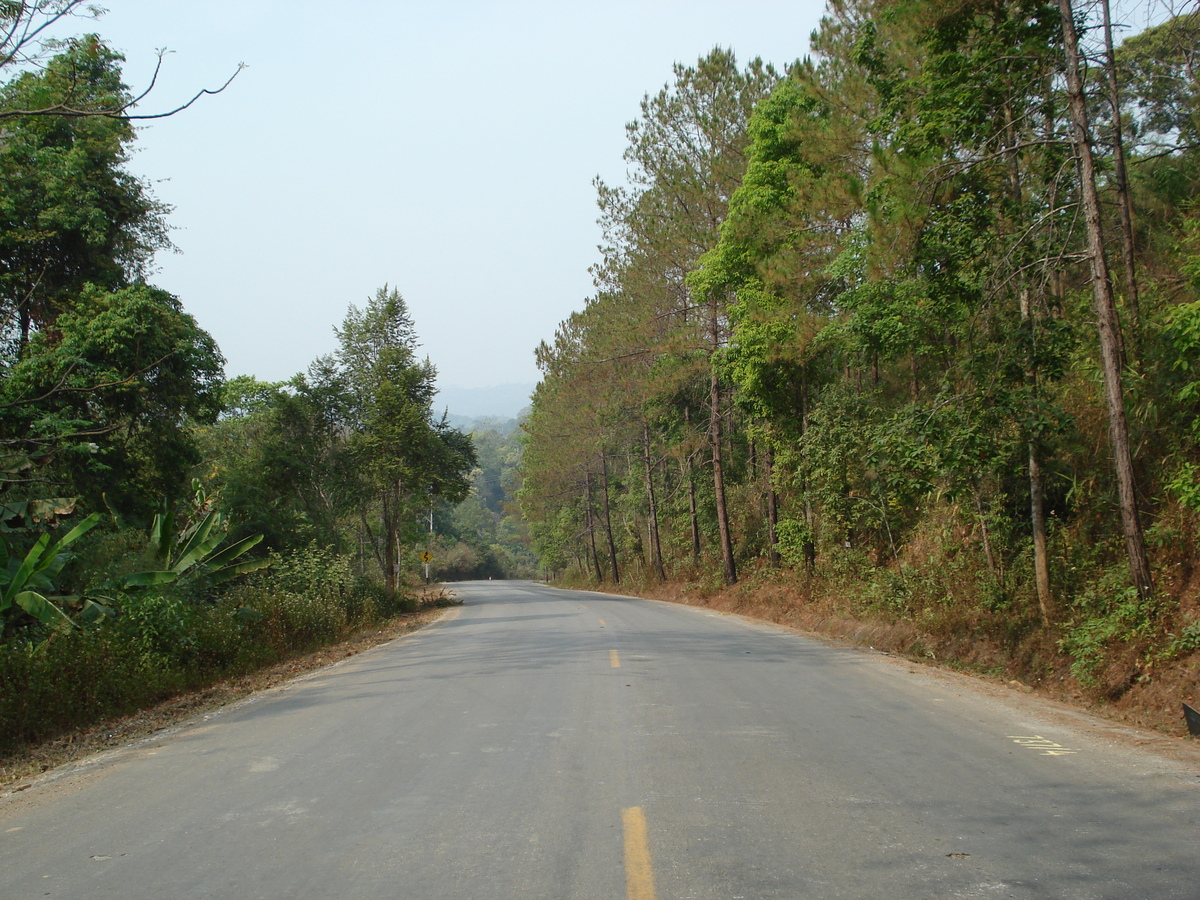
[1,580,1198,899]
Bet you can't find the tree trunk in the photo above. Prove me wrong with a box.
[17,306,31,359]
[584,473,602,583]
[358,523,365,578]
[600,453,620,584]
[766,444,780,567]
[1002,91,1053,619]
[643,423,666,582]
[381,491,396,597]
[710,370,737,585]
[684,406,701,564]
[360,507,383,581]
[1021,283,1054,622]
[1028,440,1053,621]
[799,368,816,571]
[1059,0,1153,600]
[1101,0,1141,365]
[972,483,1000,583]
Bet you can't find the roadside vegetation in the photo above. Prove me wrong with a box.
[517,2,1200,732]
[0,5,482,758]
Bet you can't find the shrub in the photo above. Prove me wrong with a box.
[0,542,412,756]
[1058,576,1162,684]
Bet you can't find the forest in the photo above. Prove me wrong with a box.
[517,0,1200,716]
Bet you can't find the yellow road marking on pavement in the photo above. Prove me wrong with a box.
[1008,734,1079,756]
[610,649,620,668]
[599,619,606,626]
[622,807,657,900]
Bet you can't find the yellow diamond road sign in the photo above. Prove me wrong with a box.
[420,551,433,563]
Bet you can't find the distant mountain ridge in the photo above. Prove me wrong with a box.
[434,382,534,420]
[444,414,522,436]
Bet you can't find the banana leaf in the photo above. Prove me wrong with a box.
[171,512,223,574]
[208,557,272,584]
[30,513,101,580]
[202,533,264,570]
[2,534,51,610]
[13,590,74,630]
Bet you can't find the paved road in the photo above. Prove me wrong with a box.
[1,580,1198,899]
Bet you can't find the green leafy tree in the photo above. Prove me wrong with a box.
[0,37,171,352]
[1118,11,1200,155]
[0,283,224,515]
[255,360,356,550]
[337,286,475,595]
[0,38,225,516]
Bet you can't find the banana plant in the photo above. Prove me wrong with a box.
[121,507,269,589]
[0,512,105,632]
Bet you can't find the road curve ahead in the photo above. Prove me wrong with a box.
[1,580,1198,899]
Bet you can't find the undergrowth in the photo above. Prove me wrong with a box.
[0,544,417,756]
[575,498,1200,730]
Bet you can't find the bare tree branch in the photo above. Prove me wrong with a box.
[0,58,244,120]
[0,2,244,121]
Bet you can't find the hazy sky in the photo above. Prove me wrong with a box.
[59,1,829,391]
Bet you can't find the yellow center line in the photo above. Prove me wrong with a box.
[622,806,657,900]
[610,649,620,668]
[598,619,606,626]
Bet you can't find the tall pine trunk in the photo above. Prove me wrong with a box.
[1003,94,1054,620]
[1020,286,1055,623]
[1100,0,1141,363]
[684,406,701,564]
[643,423,666,582]
[1059,0,1153,599]
[600,452,620,584]
[710,369,737,585]
[584,472,602,583]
